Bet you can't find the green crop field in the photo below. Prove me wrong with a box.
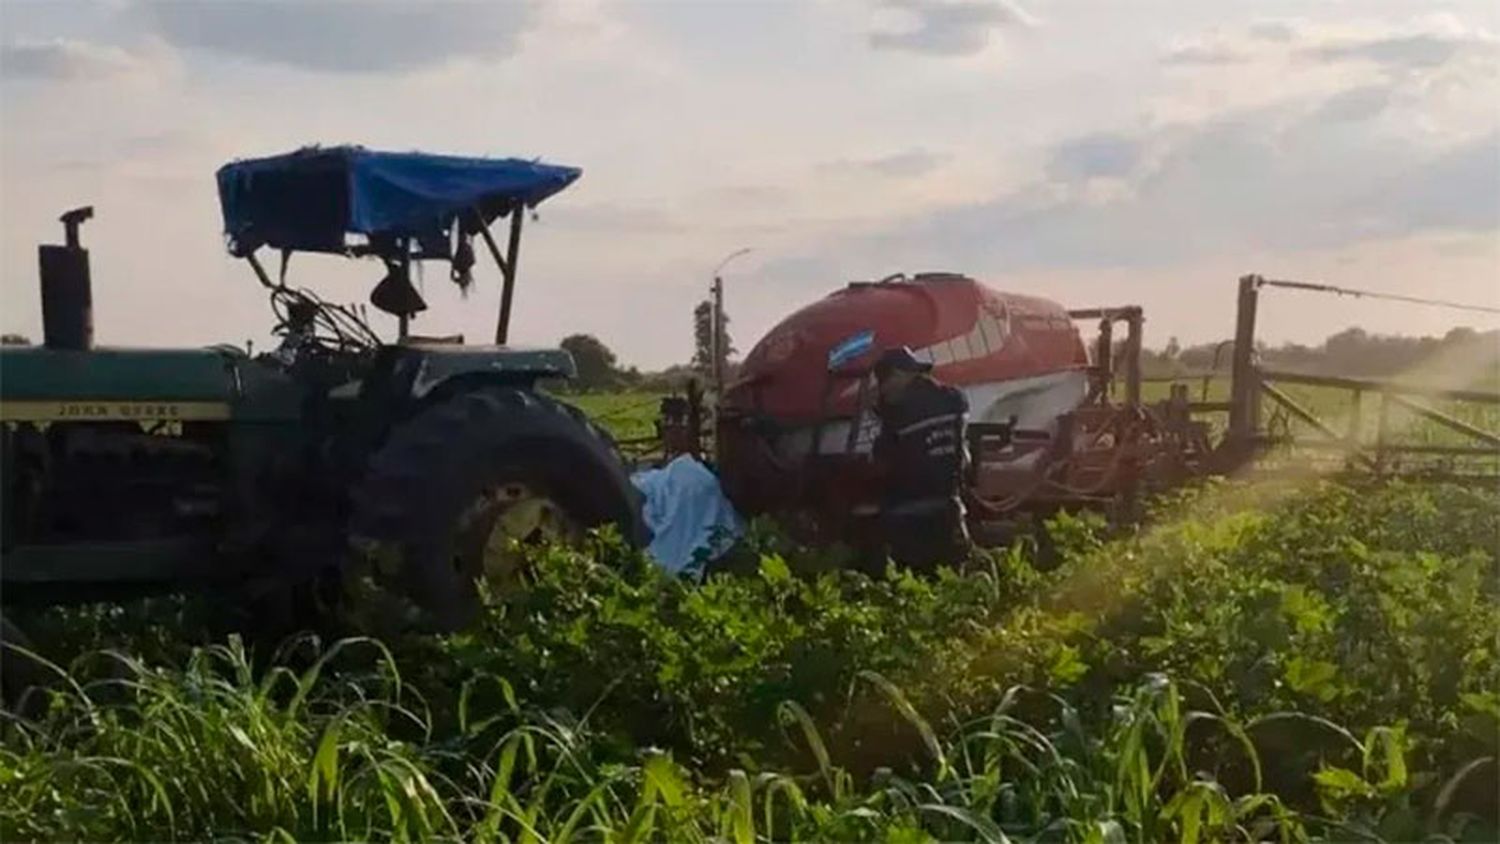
[4,477,1496,842]
[563,390,670,443]
[565,380,1500,454]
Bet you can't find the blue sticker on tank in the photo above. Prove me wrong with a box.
[827,329,875,369]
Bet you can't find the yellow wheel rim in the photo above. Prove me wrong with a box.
[459,481,581,585]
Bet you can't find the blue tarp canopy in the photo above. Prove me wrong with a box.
[216,146,581,257]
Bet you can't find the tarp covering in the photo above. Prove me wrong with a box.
[631,456,744,575]
[216,146,581,256]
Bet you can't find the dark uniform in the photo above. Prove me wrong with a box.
[872,372,971,570]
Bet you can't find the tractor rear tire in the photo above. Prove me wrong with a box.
[349,386,643,631]
[1,613,40,713]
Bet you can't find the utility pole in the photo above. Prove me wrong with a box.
[711,273,725,396]
[709,247,752,403]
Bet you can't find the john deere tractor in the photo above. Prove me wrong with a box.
[0,146,643,641]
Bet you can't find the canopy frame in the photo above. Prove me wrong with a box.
[217,146,579,344]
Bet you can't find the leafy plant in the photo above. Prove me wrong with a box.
[3,479,1495,841]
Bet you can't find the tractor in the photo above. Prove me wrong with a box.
[0,146,644,649]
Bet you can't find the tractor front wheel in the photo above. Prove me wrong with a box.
[348,386,643,631]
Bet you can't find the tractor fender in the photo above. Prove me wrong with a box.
[400,346,577,400]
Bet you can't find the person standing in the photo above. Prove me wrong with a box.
[870,347,972,570]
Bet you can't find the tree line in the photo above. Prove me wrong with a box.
[549,321,1500,392]
[558,295,733,391]
[1140,325,1499,380]
[9,313,1489,392]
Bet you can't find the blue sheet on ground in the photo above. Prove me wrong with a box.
[630,456,743,575]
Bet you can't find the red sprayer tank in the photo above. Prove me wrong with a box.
[718,272,1089,519]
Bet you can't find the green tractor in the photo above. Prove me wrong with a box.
[0,146,643,644]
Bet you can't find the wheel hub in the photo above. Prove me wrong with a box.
[459,481,581,584]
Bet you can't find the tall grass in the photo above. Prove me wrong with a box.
[1,636,460,841]
[9,637,1470,842]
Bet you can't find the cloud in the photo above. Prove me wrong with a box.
[1153,16,1499,134]
[1046,133,1141,181]
[1163,16,1500,73]
[821,149,951,178]
[789,87,1499,277]
[41,128,231,178]
[135,0,537,73]
[869,0,1034,57]
[746,255,842,288]
[115,129,213,157]
[546,203,684,234]
[1354,130,1500,237]
[695,185,789,208]
[1247,20,1296,43]
[1314,84,1393,122]
[1161,39,1247,66]
[1303,30,1496,70]
[0,38,174,82]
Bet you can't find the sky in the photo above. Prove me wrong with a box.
[1,0,1497,369]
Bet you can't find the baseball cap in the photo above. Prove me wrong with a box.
[873,346,933,378]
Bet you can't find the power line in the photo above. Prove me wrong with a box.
[1258,277,1500,316]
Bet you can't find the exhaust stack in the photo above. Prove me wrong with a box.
[39,206,94,350]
